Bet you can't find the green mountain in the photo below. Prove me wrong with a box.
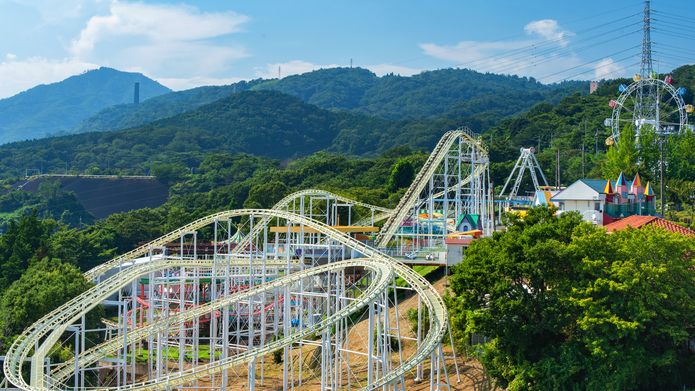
[2,63,693,196]
[66,79,265,135]
[0,67,171,144]
[251,67,588,120]
[67,67,588,137]
[0,90,494,178]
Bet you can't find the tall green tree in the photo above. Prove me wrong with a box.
[602,125,640,180]
[448,206,695,391]
[0,257,103,352]
[386,160,414,194]
[0,210,56,291]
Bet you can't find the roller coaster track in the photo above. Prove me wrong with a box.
[351,166,485,228]
[231,189,392,255]
[239,130,487,249]
[376,128,488,247]
[4,209,448,391]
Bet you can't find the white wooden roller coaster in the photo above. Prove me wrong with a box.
[3,127,491,391]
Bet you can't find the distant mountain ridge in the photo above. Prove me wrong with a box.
[0,90,482,177]
[66,80,265,136]
[0,67,171,144]
[66,67,589,137]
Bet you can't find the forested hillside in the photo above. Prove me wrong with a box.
[0,67,171,144]
[0,90,495,178]
[2,65,694,197]
[66,79,265,135]
[67,67,588,136]
[252,67,588,120]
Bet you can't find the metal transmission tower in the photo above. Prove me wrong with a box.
[498,147,549,200]
[606,0,689,145]
[639,1,652,79]
[636,0,656,135]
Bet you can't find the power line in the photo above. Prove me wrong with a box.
[481,20,643,74]
[549,61,641,84]
[537,45,641,81]
[390,3,643,67]
[486,28,642,77]
[654,43,695,56]
[652,29,695,42]
[652,10,695,25]
[446,12,643,71]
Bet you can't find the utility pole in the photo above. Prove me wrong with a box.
[595,128,599,153]
[537,135,541,153]
[582,142,585,179]
[555,149,561,188]
[660,135,665,216]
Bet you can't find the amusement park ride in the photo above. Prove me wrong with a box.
[604,1,692,215]
[2,128,490,391]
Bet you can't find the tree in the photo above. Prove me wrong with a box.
[243,181,289,209]
[48,226,115,272]
[386,160,414,194]
[602,125,640,180]
[448,206,695,391]
[0,210,56,291]
[152,163,189,186]
[0,257,103,352]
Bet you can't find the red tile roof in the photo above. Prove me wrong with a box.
[603,215,695,236]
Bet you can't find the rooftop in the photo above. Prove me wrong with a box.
[603,215,694,237]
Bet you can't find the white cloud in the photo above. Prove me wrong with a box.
[121,42,248,76]
[254,60,422,79]
[70,2,250,58]
[594,58,622,80]
[0,56,98,99]
[0,2,251,99]
[524,20,569,43]
[420,40,532,64]
[156,76,246,92]
[419,19,588,82]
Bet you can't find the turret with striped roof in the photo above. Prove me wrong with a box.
[631,172,645,200]
[615,172,629,203]
[644,181,655,202]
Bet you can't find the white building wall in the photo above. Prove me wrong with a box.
[561,200,604,224]
[447,244,465,266]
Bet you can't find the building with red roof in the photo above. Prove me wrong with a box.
[550,172,656,226]
[602,215,694,237]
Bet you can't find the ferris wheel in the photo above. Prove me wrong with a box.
[605,72,694,146]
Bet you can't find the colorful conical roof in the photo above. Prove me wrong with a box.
[220,230,246,244]
[644,181,654,196]
[604,180,614,194]
[616,172,627,187]
[632,172,643,188]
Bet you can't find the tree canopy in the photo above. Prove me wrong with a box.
[448,206,695,391]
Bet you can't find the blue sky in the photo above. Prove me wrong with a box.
[0,0,693,99]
